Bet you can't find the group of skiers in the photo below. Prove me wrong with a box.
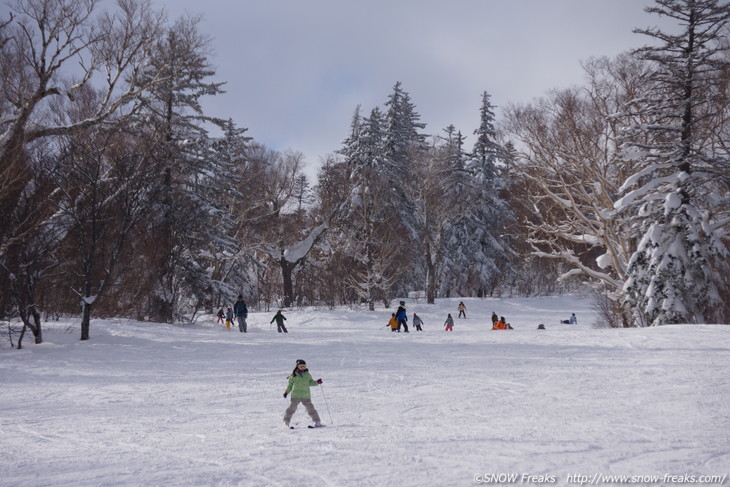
[216,295,249,332]
[388,301,425,332]
[276,305,578,429]
[217,300,290,333]
[387,301,518,332]
[491,311,513,330]
[218,297,574,336]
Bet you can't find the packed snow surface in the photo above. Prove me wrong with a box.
[2,296,729,487]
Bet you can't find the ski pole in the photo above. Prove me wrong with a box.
[320,383,334,426]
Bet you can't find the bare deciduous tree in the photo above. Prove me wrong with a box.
[0,0,166,260]
[503,55,651,316]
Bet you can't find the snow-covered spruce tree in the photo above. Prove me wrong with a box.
[462,91,515,296]
[203,119,252,310]
[617,0,730,326]
[340,107,401,310]
[133,14,231,322]
[383,82,428,291]
[411,126,475,303]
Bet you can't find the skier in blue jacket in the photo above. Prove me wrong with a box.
[396,301,409,333]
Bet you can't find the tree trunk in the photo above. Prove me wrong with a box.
[281,258,295,308]
[17,323,26,350]
[30,306,42,344]
[80,301,92,341]
[425,241,437,304]
[16,303,43,347]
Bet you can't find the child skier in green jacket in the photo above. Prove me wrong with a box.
[283,359,324,428]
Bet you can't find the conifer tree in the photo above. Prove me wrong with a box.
[342,107,400,309]
[135,15,229,321]
[617,0,730,325]
[464,92,514,295]
[472,91,500,181]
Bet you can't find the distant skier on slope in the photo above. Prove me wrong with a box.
[444,313,454,331]
[283,359,323,428]
[225,307,234,331]
[458,301,466,318]
[270,310,288,333]
[388,313,399,332]
[493,316,506,330]
[561,313,577,324]
[234,295,248,333]
[412,313,424,331]
[396,301,409,333]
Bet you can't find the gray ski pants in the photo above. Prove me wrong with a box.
[284,398,321,425]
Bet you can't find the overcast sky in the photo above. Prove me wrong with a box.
[150,0,665,177]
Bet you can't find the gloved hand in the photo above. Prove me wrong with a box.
[283,392,288,398]
[316,379,323,384]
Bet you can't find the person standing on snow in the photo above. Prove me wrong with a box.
[216,308,225,324]
[283,359,323,428]
[396,301,409,333]
[270,310,288,333]
[458,301,466,319]
[412,313,424,331]
[225,307,234,331]
[388,313,399,332]
[233,295,248,333]
[444,313,454,331]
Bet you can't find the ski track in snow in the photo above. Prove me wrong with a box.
[1,295,729,487]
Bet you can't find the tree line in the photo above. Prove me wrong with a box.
[2,0,729,346]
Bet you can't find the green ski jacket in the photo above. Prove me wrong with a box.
[285,371,319,399]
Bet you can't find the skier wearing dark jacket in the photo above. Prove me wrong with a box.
[270,310,288,333]
[233,295,248,333]
[396,301,409,333]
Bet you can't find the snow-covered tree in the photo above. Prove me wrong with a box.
[384,81,427,171]
[53,127,161,340]
[0,141,63,346]
[472,91,500,181]
[617,0,730,325]
[382,82,428,289]
[203,119,252,309]
[339,106,401,310]
[503,56,648,314]
[0,0,166,263]
[411,126,473,303]
[461,92,514,295]
[134,14,230,322]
